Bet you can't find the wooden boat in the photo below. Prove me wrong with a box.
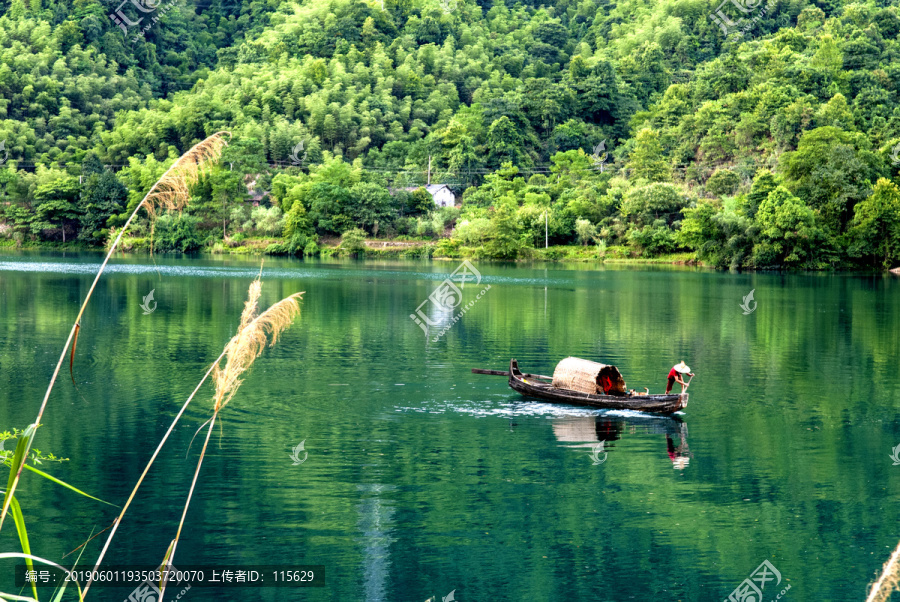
[473,359,688,414]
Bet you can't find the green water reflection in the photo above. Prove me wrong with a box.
[0,251,898,601]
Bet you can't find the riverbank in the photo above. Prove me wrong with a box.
[7,236,897,271]
[0,236,702,266]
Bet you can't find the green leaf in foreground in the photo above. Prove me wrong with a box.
[1,423,37,531]
[21,464,117,507]
[9,495,38,601]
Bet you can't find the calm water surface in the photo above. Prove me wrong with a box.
[0,251,898,601]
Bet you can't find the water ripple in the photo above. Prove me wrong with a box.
[0,259,581,286]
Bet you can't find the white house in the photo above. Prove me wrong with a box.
[395,184,457,208]
[425,184,456,207]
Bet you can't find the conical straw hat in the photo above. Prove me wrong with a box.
[673,361,691,373]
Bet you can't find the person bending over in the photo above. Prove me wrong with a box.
[665,361,694,394]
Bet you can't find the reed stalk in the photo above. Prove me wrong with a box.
[159,413,217,600]
[82,276,303,600]
[0,131,230,530]
[158,280,303,599]
[80,347,227,598]
[866,539,900,602]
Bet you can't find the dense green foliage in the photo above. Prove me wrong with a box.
[1,0,900,268]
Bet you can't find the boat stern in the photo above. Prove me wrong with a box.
[679,393,689,410]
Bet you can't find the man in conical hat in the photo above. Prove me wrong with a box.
[665,360,694,394]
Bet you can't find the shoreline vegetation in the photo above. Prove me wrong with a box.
[0,236,702,266]
[8,235,900,271]
[3,162,898,271]
[6,234,900,270]
[1,235,703,263]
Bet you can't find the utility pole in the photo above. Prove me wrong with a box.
[427,155,432,186]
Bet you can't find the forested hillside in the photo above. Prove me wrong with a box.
[2,0,900,268]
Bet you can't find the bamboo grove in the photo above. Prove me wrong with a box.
[2,0,900,267]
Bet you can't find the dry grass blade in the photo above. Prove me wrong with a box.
[69,323,79,386]
[867,540,900,602]
[63,521,113,559]
[0,131,230,531]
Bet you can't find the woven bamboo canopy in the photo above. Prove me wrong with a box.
[551,357,627,396]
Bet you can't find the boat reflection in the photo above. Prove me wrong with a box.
[552,413,691,469]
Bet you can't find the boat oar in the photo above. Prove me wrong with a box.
[471,368,553,380]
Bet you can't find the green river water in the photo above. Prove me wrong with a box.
[0,251,898,601]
